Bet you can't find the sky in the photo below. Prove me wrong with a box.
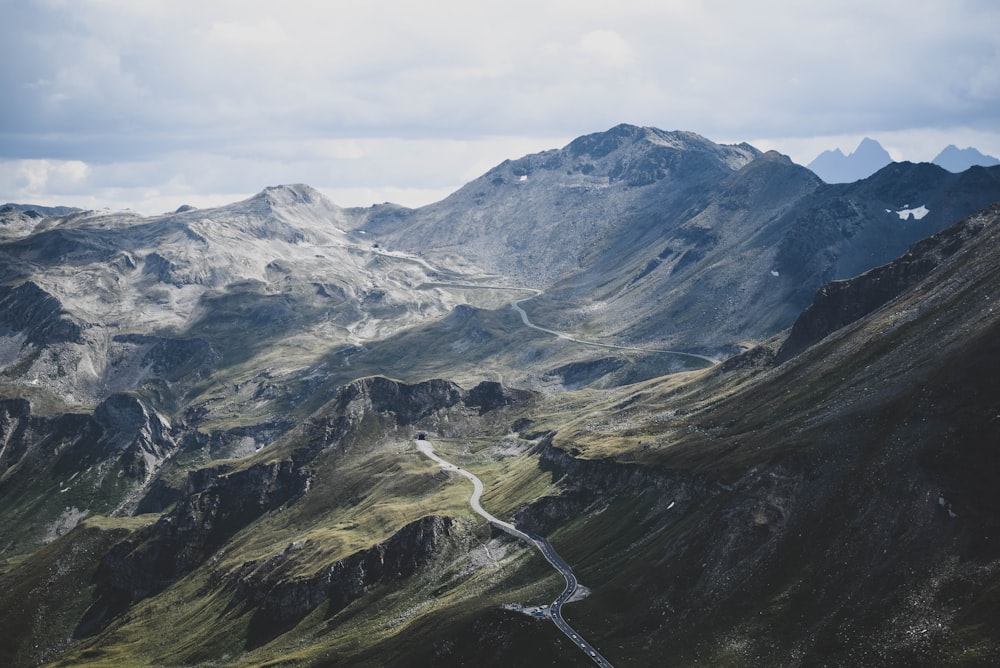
[2,0,999,214]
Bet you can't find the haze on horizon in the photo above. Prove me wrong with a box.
[2,0,998,214]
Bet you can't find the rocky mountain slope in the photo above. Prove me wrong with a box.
[1,126,999,666]
[355,125,761,285]
[4,203,997,667]
[0,184,482,413]
[352,125,1000,354]
[0,184,511,554]
[511,202,1000,665]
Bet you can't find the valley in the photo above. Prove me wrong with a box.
[416,436,611,667]
[1,125,999,666]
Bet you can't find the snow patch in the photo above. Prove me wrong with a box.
[937,495,958,518]
[896,205,929,221]
[519,174,528,182]
[770,270,780,277]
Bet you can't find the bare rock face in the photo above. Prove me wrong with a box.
[0,393,177,542]
[226,515,457,647]
[73,375,528,639]
[0,398,34,476]
[74,455,310,638]
[463,380,533,414]
[303,377,464,451]
[0,281,81,345]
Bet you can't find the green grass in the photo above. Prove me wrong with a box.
[41,433,570,667]
[0,519,148,668]
[429,437,558,518]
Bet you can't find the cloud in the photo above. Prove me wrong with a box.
[206,17,288,47]
[0,134,572,214]
[1,159,91,194]
[1,1,998,211]
[577,30,638,69]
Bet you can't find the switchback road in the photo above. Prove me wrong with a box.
[511,296,718,365]
[422,279,717,365]
[416,437,614,667]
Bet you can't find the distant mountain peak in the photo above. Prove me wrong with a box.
[253,183,329,207]
[933,144,1000,173]
[807,137,893,183]
[565,124,759,167]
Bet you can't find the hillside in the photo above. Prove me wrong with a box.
[1,126,999,666]
[352,126,1000,354]
[3,203,997,667]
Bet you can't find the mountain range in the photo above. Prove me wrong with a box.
[1,125,999,666]
[807,137,1000,183]
[807,137,894,183]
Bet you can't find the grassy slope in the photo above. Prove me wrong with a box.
[0,516,157,668]
[10,210,1000,666]
[44,416,571,666]
[517,214,1000,665]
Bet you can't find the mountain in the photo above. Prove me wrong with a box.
[357,126,1000,354]
[806,137,894,183]
[4,202,999,667]
[1,203,83,217]
[933,144,1000,172]
[2,126,1000,666]
[518,202,1000,665]
[0,183,496,542]
[355,124,762,285]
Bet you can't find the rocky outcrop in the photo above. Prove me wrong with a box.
[224,515,456,647]
[463,381,533,414]
[74,456,309,638]
[140,251,177,284]
[74,375,531,638]
[0,398,35,477]
[0,281,81,345]
[303,377,465,452]
[515,436,710,535]
[87,393,177,486]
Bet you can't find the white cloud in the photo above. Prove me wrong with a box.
[206,17,288,47]
[1,159,91,195]
[577,30,637,68]
[0,134,573,213]
[1,1,998,210]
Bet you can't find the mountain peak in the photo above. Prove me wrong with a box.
[933,144,1000,173]
[252,183,331,208]
[807,137,893,183]
[563,124,760,175]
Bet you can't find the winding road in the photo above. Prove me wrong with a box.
[419,278,717,365]
[416,438,614,667]
[511,295,718,366]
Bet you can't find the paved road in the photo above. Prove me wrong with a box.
[416,438,614,667]
[512,296,717,366]
[416,278,717,366]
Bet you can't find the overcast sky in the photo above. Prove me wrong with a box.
[2,0,999,213]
